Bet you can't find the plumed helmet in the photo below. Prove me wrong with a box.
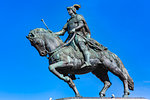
[67,4,81,13]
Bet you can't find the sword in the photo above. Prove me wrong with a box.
[76,33,106,51]
[41,19,52,33]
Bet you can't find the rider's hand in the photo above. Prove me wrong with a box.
[70,28,76,34]
[86,34,91,39]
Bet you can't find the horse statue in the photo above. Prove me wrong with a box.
[26,28,134,97]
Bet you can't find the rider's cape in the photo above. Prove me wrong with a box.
[64,14,91,36]
[63,14,107,51]
[75,14,107,51]
[77,14,91,36]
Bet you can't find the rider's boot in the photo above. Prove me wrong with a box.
[81,50,91,68]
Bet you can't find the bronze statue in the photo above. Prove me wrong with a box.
[55,4,91,68]
[26,4,134,98]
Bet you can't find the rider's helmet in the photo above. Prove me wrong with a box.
[67,4,81,14]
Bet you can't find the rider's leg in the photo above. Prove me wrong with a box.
[78,41,91,68]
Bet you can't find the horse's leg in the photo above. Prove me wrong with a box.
[92,66,112,97]
[101,56,129,97]
[48,61,70,81]
[48,61,81,97]
[100,81,112,97]
[123,79,130,97]
[67,78,81,97]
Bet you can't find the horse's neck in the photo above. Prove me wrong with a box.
[44,34,63,52]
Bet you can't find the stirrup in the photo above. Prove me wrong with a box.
[81,62,91,68]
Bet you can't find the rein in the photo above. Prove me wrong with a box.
[46,33,76,59]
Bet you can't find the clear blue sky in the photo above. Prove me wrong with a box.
[0,0,150,100]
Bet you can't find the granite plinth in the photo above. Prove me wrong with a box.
[56,97,148,100]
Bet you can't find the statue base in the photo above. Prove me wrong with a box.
[56,97,148,100]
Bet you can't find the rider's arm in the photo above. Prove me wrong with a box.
[86,34,91,39]
[70,15,86,33]
[77,14,91,39]
[55,29,66,36]
[69,20,84,33]
[74,20,84,31]
[55,23,67,36]
[75,15,85,31]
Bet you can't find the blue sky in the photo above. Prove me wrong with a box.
[0,0,150,100]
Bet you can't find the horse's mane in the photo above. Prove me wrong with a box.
[30,28,63,43]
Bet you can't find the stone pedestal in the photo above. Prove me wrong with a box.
[56,97,148,100]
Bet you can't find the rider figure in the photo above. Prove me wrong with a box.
[55,4,91,68]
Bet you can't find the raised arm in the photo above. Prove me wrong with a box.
[55,29,66,36]
[55,23,68,36]
[70,14,91,39]
[74,20,84,31]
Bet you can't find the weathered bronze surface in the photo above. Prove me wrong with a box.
[26,4,134,98]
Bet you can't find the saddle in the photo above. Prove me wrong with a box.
[87,38,108,51]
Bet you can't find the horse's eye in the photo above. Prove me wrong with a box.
[36,42,39,44]
[29,33,34,37]
[36,41,40,44]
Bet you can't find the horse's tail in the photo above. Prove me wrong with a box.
[127,73,134,90]
[112,53,134,90]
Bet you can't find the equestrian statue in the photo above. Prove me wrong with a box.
[26,4,134,97]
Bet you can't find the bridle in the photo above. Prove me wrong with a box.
[28,32,76,60]
[45,33,76,59]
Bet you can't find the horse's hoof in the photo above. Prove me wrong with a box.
[123,92,130,97]
[99,93,105,97]
[81,62,91,68]
[75,94,82,98]
[81,64,87,68]
[122,94,128,98]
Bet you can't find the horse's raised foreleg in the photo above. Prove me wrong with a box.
[48,61,70,81]
[48,61,81,97]
[101,57,129,97]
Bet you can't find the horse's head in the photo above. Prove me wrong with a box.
[27,28,63,57]
[26,28,49,56]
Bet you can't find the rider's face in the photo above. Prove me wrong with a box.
[67,9,74,16]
